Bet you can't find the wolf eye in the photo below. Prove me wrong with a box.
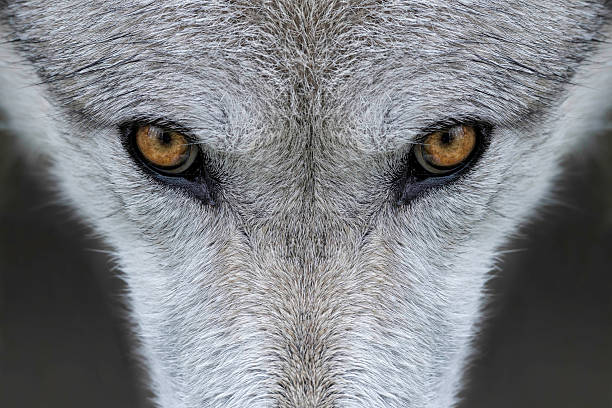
[133,125,198,175]
[123,122,216,204]
[397,123,487,204]
[413,125,477,175]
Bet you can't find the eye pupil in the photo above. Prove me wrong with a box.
[160,132,172,145]
[441,132,452,145]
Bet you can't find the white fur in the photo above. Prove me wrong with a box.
[1,2,611,407]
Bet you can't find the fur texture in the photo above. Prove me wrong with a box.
[1,1,611,407]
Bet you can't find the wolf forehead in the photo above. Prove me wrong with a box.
[7,0,606,148]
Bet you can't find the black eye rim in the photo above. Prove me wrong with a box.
[396,121,492,205]
[120,120,217,205]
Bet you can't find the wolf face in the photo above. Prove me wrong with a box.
[1,1,611,407]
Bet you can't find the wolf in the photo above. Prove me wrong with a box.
[1,1,611,407]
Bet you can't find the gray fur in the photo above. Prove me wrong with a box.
[1,1,611,407]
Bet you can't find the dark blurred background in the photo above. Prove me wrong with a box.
[1,131,611,408]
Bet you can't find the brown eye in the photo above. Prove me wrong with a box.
[134,125,198,174]
[414,125,478,175]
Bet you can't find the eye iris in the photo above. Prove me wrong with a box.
[422,125,476,168]
[136,125,190,168]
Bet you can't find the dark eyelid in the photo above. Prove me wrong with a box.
[119,119,197,143]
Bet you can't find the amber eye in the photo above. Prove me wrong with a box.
[413,125,478,175]
[134,125,198,175]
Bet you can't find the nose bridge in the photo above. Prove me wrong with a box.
[233,115,379,404]
[252,218,360,406]
[239,171,369,403]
